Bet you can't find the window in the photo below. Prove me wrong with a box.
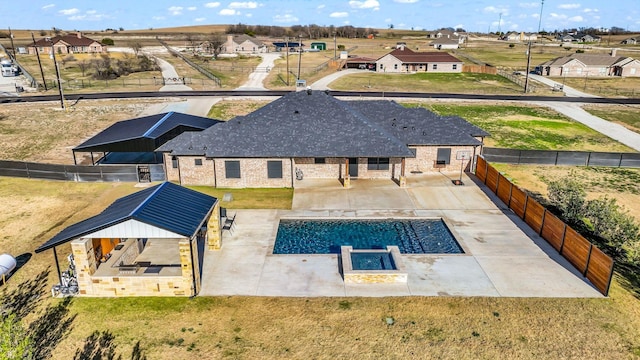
[267,161,283,179]
[436,148,451,165]
[367,158,390,170]
[171,156,178,169]
[314,158,326,164]
[225,161,241,178]
[433,64,438,70]
[452,64,457,70]
[194,159,203,166]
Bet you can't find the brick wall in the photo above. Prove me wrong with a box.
[214,158,293,188]
[405,146,475,174]
[163,153,180,183]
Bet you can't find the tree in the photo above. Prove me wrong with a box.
[77,61,89,77]
[0,314,34,360]
[130,42,142,56]
[206,34,225,59]
[102,38,115,46]
[547,178,585,225]
[584,197,640,260]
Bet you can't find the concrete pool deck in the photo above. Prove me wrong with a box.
[200,173,602,298]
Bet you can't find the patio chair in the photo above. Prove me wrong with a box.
[222,212,237,235]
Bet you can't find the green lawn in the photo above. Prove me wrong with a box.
[403,103,634,152]
[187,186,293,209]
[330,72,524,94]
[583,105,640,133]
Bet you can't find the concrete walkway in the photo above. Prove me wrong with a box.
[528,73,598,98]
[200,174,601,298]
[310,69,362,90]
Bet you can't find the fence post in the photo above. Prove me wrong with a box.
[558,223,567,254]
[583,244,594,276]
[539,209,546,235]
[619,153,623,168]
[522,194,529,220]
[586,152,591,167]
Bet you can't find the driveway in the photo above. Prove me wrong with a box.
[528,73,597,98]
[235,53,281,91]
[309,69,362,90]
[200,173,601,297]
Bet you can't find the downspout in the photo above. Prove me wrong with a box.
[290,158,294,188]
[53,246,63,287]
[212,159,216,188]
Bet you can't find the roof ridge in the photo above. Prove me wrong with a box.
[143,112,173,137]
[130,182,167,217]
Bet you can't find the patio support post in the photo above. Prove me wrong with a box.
[207,202,222,250]
[343,158,350,188]
[90,152,94,165]
[72,150,77,165]
[399,158,407,187]
[52,246,63,287]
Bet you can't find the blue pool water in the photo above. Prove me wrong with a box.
[273,219,463,254]
[351,252,396,270]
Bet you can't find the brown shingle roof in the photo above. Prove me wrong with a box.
[540,53,631,67]
[384,48,462,63]
[30,33,102,47]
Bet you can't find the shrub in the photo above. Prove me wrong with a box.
[509,43,515,48]
[547,178,585,225]
[575,49,585,53]
[101,38,115,46]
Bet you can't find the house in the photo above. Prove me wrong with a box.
[536,52,640,77]
[27,33,107,55]
[72,111,222,166]
[427,29,467,44]
[580,34,600,43]
[375,46,463,73]
[621,37,637,45]
[430,38,460,50]
[559,34,576,42]
[272,41,305,52]
[35,182,221,297]
[310,42,327,51]
[157,91,488,188]
[501,32,538,42]
[221,34,267,54]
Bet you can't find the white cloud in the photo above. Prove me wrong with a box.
[344,20,351,24]
[204,2,220,8]
[393,0,419,3]
[59,8,79,15]
[195,17,205,22]
[483,6,508,15]
[42,4,55,10]
[219,9,237,15]
[510,23,519,29]
[188,6,197,11]
[583,8,598,13]
[330,12,349,18]
[87,10,96,14]
[317,4,325,9]
[245,13,253,17]
[349,0,379,9]
[519,2,538,8]
[549,12,568,20]
[229,1,258,9]
[454,24,464,29]
[568,15,584,22]
[152,16,166,20]
[273,14,298,23]
[168,6,183,15]
[558,3,581,9]
[384,18,391,22]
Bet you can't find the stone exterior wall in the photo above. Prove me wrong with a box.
[70,238,196,297]
[405,146,475,175]
[163,153,181,183]
[344,273,408,284]
[621,61,640,77]
[175,155,215,186]
[214,158,293,188]
[294,158,343,179]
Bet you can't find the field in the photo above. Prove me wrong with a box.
[551,77,640,98]
[583,104,640,133]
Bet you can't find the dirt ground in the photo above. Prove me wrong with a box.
[0,99,169,164]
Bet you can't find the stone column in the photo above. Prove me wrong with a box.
[399,158,407,187]
[179,239,195,296]
[207,202,222,250]
[71,238,97,296]
[343,158,350,188]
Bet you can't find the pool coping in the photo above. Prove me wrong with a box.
[341,245,409,284]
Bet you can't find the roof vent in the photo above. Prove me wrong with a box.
[324,89,330,95]
[422,131,427,136]
[403,126,408,130]
[203,146,207,150]
[188,146,193,150]
[294,110,300,114]
[306,88,312,95]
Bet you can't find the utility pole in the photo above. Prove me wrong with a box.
[334,32,337,59]
[8,27,16,58]
[524,0,545,94]
[31,32,48,91]
[297,35,302,80]
[285,37,289,85]
[498,13,502,37]
[49,40,65,109]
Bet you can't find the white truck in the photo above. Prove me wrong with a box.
[1,58,19,77]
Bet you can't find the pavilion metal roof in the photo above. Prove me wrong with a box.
[35,182,217,253]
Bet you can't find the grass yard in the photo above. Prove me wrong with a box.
[329,72,524,94]
[206,100,270,120]
[182,54,262,89]
[1,178,640,359]
[187,186,292,209]
[551,77,640,98]
[583,104,640,133]
[403,102,634,152]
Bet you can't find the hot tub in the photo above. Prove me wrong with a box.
[341,246,408,284]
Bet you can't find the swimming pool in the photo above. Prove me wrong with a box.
[273,219,463,254]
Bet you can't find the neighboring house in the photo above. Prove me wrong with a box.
[536,52,640,77]
[343,56,377,69]
[621,37,637,45]
[501,32,538,42]
[35,182,221,297]
[427,29,466,44]
[157,91,488,188]
[580,34,600,43]
[559,35,576,42]
[375,46,463,73]
[221,34,267,54]
[310,42,327,50]
[430,38,460,50]
[27,33,107,55]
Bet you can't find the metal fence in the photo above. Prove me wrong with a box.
[157,38,221,87]
[482,147,640,168]
[475,156,614,296]
[0,160,165,182]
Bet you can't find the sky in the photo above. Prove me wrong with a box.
[2,1,639,33]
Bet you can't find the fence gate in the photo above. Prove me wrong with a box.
[137,165,151,183]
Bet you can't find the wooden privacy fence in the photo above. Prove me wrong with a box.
[475,156,614,296]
